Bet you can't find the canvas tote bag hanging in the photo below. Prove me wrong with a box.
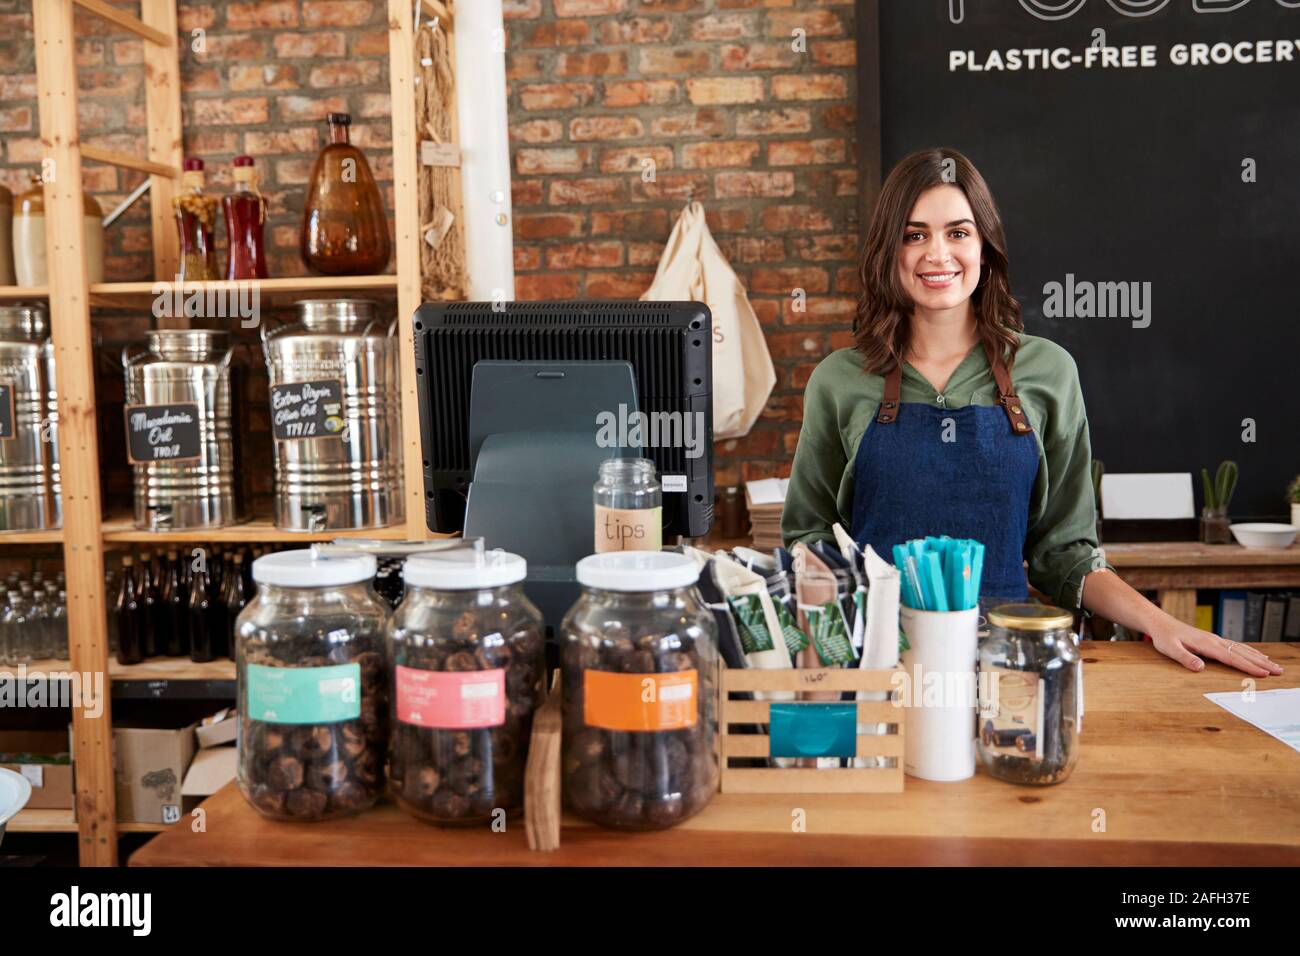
[640,201,776,439]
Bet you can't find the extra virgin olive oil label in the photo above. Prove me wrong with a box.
[0,383,14,440]
[593,505,662,553]
[270,379,346,440]
[246,663,361,724]
[123,403,203,463]
[979,666,1044,760]
[583,669,697,732]
[395,665,505,729]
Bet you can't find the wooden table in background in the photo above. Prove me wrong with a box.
[129,642,1300,867]
[1106,542,1300,626]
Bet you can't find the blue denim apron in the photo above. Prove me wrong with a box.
[851,344,1040,602]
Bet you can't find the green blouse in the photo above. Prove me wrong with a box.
[780,333,1110,610]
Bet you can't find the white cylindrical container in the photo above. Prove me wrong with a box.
[899,605,979,782]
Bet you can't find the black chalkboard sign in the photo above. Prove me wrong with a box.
[124,403,202,463]
[0,384,14,441]
[861,0,1299,519]
[270,380,346,441]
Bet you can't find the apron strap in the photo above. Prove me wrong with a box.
[874,341,1034,435]
[985,341,1034,435]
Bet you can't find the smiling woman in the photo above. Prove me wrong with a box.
[783,147,1284,679]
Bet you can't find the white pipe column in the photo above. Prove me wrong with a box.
[453,0,515,301]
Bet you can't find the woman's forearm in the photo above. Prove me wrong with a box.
[1078,568,1168,635]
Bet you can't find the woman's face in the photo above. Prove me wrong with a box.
[897,184,984,315]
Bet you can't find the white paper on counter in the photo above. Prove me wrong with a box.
[1204,688,1300,753]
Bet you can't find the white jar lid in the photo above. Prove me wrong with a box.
[403,549,527,590]
[575,551,699,592]
[252,549,377,587]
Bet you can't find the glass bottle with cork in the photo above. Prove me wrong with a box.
[174,158,219,281]
[223,155,267,280]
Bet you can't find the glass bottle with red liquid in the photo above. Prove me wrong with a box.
[300,112,391,275]
[174,158,219,281]
[223,155,268,280]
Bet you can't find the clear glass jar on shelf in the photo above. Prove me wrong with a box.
[560,551,719,830]
[235,550,390,822]
[977,603,1082,786]
[593,457,662,553]
[388,549,545,826]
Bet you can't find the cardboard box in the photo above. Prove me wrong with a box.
[182,746,237,814]
[195,708,237,749]
[0,730,74,811]
[113,722,197,825]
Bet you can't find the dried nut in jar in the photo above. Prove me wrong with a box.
[267,755,304,791]
[387,551,545,827]
[560,552,720,831]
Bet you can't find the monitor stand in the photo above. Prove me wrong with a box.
[463,360,640,629]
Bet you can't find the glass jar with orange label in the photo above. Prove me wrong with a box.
[560,551,719,830]
[388,549,545,826]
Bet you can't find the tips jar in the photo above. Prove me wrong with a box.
[560,551,719,830]
[388,549,545,826]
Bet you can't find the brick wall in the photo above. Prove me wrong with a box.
[504,0,859,487]
[0,0,395,281]
[0,0,862,489]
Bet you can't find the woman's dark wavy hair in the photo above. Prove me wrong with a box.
[854,147,1022,374]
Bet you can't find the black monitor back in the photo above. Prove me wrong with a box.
[413,300,715,539]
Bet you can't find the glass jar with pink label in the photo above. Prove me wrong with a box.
[387,549,544,826]
[235,550,390,822]
[560,551,719,830]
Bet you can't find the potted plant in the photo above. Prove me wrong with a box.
[1288,475,1300,528]
[1200,461,1237,544]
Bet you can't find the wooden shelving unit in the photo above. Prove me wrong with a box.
[101,513,414,544]
[8,808,78,833]
[10,0,452,865]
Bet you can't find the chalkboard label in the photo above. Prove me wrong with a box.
[0,384,14,441]
[124,403,202,463]
[270,379,347,441]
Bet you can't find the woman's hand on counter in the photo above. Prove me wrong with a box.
[1080,568,1282,676]
[1148,618,1283,677]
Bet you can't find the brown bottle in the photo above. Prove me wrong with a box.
[300,112,391,275]
[115,557,143,666]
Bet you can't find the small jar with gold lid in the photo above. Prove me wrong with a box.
[977,603,1081,785]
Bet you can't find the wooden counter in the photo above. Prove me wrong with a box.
[129,641,1300,867]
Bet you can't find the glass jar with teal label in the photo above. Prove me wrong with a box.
[236,549,390,821]
[388,549,545,827]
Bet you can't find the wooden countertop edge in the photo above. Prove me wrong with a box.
[129,827,1300,867]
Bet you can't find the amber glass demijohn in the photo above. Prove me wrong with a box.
[300,113,391,275]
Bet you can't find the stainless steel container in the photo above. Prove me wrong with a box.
[262,300,404,531]
[0,306,60,531]
[123,329,240,530]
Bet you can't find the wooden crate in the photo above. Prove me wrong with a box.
[719,667,905,794]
